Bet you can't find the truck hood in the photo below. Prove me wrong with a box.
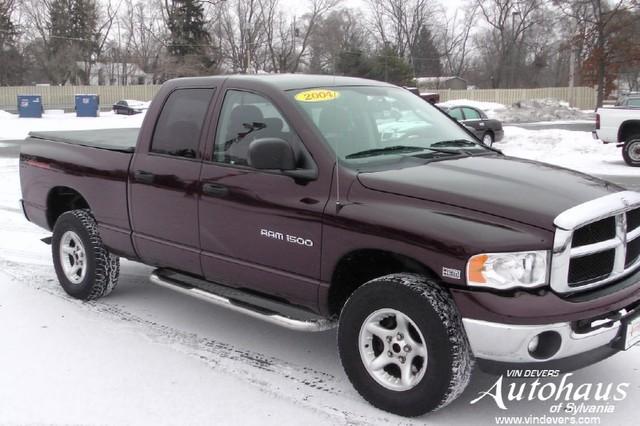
[357,155,622,230]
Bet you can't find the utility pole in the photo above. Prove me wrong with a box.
[511,10,521,88]
[384,41,390,82]
[569,48,576,88]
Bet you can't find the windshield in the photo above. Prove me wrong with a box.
[289,86,490,168]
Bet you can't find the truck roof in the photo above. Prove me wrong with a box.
[164,74,394,91]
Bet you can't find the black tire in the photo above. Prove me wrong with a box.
[52,209,120,300]
[622,136,640,167]
[338,273,474,417]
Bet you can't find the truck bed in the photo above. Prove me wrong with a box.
[28,128,139,153]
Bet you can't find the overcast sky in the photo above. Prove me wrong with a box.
[279,0,464,17]
[279,0,364,16]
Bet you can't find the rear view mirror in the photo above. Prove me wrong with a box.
[248,138,296,171]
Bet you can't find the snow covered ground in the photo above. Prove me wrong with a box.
[0,110,144,140]
[1,154,639,425]
[496,126,640,177]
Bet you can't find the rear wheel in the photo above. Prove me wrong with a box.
[482,132,494,147]
[622,136,640,167]
[338,273,474,417]
[52,209,120,300]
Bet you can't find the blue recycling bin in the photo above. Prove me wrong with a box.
[75,94,100,117]
[17,95,43,118]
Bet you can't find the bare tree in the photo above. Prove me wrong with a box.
[439,5,477,77]
[555,0,635,106]
[215,0,266,73]
[307,8,367,73]
[261,0,340,73]
[473,0,547,88]
[367,0,436,61]
[83,0,119,84]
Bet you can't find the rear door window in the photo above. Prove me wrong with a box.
[151,89,214,159]
[462,107,481,120]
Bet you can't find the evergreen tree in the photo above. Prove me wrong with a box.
[368,46,414,86]
[411,26,442,77]
[48,0,99,84]
[167,0,210,58]
[336,49,373,78]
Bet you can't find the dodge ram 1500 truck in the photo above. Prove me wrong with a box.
[594,103,640,166]
[20,75,640,417]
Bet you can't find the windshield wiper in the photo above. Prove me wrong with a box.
[431,139,479,148]
[345,145,462,159]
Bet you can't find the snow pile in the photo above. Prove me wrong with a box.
[495,126,639,176]
[439,98,595,124]
[0,111,144,140]
[0,110,16,119]
[498,99,595,123]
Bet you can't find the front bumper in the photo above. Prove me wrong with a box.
[463,317,621,364]
[462,299,639,366]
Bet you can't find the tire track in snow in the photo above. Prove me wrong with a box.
[0,259,411,425]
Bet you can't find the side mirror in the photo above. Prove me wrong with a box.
[248,138,296,171]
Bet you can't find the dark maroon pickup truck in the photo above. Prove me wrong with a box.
[19,75,640,417]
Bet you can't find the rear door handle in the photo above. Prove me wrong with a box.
[134,170,155,184]
[202,183,229,197]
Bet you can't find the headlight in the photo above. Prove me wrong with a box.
[466,251,549,290]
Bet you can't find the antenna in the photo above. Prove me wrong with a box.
[335,150,340,207]
[332,73,340,208]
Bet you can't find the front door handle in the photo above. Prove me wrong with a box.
[202,183,229,197]
[134,170,155,184]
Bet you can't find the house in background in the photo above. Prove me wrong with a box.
[76,62,154,86]
[416,76,468,91]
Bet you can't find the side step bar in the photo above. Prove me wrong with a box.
[150,269,337,332]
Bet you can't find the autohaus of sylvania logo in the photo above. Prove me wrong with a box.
[470,370,630,414]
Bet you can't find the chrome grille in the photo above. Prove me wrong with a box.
[550,192,640,294]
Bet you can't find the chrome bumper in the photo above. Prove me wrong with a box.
[462,318,621,363]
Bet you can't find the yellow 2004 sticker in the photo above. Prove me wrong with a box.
[295,89,340,102]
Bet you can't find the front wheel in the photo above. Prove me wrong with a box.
[338,273,474,417]
[52,209,120,300]
[622,136,640,167]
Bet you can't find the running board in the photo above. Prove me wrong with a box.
[149,269,337,332]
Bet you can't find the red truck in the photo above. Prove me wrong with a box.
[19,75,640,417]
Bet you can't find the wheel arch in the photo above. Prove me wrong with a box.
[327,249,438,316]
[46,186,91,229]
[618,120,640,143]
